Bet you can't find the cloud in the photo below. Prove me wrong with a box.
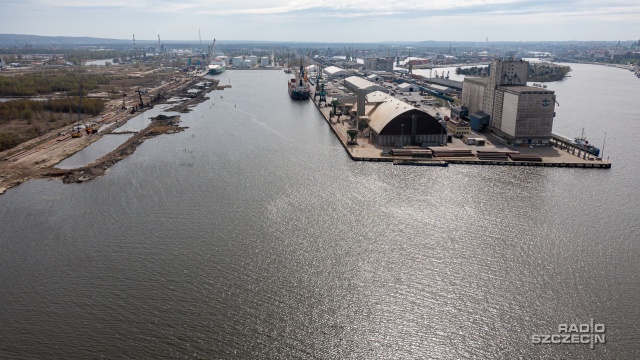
[25,0,640,21]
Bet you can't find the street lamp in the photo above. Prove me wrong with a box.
[400,124,405,148]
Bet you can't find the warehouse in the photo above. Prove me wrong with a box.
[397,82,419,92]
[357,91,447,147]
[323,66,348,79]
[343,76,387,93]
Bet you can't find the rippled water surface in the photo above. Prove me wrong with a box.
[1,66,639,359]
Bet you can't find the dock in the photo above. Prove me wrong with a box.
[309,89,611,169]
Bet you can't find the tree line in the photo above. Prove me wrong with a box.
[0,71,110,96]
[0,98,105,122]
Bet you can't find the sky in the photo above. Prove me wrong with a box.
[2,0,639,42]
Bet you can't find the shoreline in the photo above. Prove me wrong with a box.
[0,73,224,195]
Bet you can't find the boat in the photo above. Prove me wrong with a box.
[207,56,226,75]
[572,128,600,156]
[206,39,226,75]
[288,60,310,100]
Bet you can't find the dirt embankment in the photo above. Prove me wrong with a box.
[0,75,222,195]
[62,116,184,184]
[165,83,231,113]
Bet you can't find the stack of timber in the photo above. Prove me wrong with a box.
[476,149,519,161]
[389,148,433,157]
[428,147,474,158]
[508,153,543,162]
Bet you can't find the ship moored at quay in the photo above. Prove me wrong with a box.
[288,61,311,100]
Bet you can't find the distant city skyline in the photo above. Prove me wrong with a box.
[3,0,639,43]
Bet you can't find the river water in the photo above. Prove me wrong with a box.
[0,65,638,358]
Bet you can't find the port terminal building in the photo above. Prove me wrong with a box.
[461,58,556,145]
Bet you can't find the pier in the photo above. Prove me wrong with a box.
[309,88,611,169]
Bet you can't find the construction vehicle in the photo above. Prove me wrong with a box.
[71,124,83,138]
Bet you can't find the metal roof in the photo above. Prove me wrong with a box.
[344,76,385,92]
[397,83,415,89]
[323,66,346,75]
[361,91,424,134]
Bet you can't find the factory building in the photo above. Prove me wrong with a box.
[355,91,447,147]
[363,57,394,72]
[461,58,556,144]
[323,66,348,79]
[343,76,387,93]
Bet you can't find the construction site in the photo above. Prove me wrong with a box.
[0,63,228,195]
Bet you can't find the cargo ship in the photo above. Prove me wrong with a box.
[206,38,226,75]
[207,57,226,75]
[288,61,310,100]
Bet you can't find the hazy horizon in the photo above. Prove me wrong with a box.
[4,0,639,43]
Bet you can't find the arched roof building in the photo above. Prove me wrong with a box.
[356,91,447,147]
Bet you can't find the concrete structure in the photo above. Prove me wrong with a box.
[242,59,252,68]
[247,56,258,66]
[461,58,556,144]
[260,57,269,67]
[344,76,387,94]
[323,66,348,79]
[364,57,394,72]
[232,56,243,67]
[341,61,363,70]
[355,91,447,146]
[0,57,5,70]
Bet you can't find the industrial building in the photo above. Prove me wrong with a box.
[343,76,387,94]
[354,91,447,146]
[323,66,348,79]
[363,57,394,72]
[260,57,269,67]
[461,58,556,144]
[397,82,419,92]
[232,56,244,67]
[366,74,382,82]
[0,57,4,70]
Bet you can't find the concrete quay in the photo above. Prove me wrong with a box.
[308,90,611,169]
